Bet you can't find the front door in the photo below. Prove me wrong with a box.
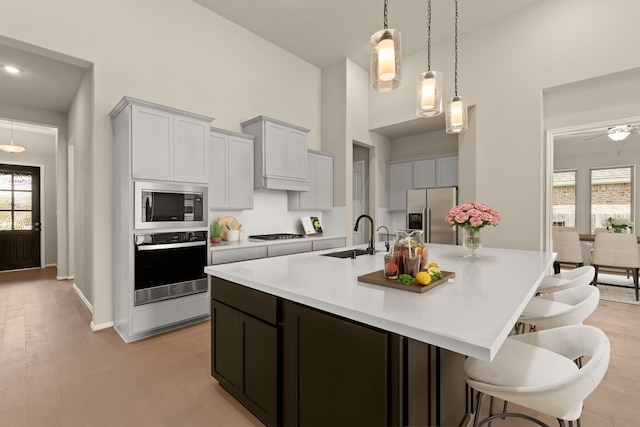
[0,164,41,271]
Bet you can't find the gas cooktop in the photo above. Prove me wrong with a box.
[249,233,305,241]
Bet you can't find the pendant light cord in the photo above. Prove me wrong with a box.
[454,0,459,96]
[383,0,389,29]
[427,0,432,70]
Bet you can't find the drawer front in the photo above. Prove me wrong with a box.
[267,241,312,257]
[312,238,346,251]
[211,277,277,325]
[132,292,209,334]
[211,246,268,265]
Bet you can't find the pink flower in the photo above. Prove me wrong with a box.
[469,216,484,227]
[445,201,501,229]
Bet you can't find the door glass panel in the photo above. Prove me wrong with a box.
[0,190,11,209]
[14,211,32,230]
[14,191,32,210]
[552,171,576,227]
[13,172,32,191]
[0,211,10,230]
[0,172,11,190]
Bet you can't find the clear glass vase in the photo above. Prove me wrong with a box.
[462,227,482,258]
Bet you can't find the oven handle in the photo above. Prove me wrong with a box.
[136,241,207,251]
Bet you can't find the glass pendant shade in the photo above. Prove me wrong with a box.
[608,129,630,141]
[0,122,26,153]
[370,29,402,92]
[445,96,468,134]
[416,71,443,117]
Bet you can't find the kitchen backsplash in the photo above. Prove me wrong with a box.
[210,189,328,237]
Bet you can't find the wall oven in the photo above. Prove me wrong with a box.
[134,231,208,306]
[134,181,207,229]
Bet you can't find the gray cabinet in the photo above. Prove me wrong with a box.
[112,97,212,184]
[267,241,313,257]
[412,159,436,189]
[388,162,413,211]
[288,150,333,211]
[210,246,268,265]
[311,237,346,251]
[388,156,458,211]
[209,128,254,210]
[436,156,458,188]
[241,116,310,191]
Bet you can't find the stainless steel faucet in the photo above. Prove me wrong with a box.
[377,225,390,252]
[354,214,375,255]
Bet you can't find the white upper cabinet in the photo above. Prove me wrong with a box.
[436,156,458,188]
[209,128,254,210]
[412,159,436,189]
[241,116,310,191]
[112,97,213,184]
[387,155,458,211]
[388,162,413,211]
[288,150,333,211]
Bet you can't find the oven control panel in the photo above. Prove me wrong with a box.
[135,230,207,246]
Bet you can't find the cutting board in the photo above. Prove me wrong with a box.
[357,270,455,293]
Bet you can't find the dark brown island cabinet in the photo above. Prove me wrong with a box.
[210,277,467,427]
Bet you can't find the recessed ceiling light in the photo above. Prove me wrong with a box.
[3,65,23,74]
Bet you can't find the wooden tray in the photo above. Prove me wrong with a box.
[357,270,455,293]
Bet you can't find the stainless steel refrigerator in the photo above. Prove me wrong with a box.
[406,187,458,244]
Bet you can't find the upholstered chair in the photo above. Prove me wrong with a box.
[551,228,584,274]
[536,265,594,295]
[590,232,640,301]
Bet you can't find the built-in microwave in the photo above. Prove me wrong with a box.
[134,181,207,229]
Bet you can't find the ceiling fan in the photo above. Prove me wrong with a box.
[583,124,640,141]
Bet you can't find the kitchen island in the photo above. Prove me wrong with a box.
[205,243,556,427]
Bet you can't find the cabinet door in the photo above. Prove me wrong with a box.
[264,121,287,177]
[282,301,389,427]
[315,154,333,210]
[388,162,412,211]
[286,127,308,180]
[131,105,173,180]
[413,159,436,189]
[209,133,228,208]
[298,153,316,209]
[211,300,243,391]
[227,136,254,209]
[174,115,208,183]
[436,156,458,187]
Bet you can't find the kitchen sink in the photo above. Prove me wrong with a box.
[321,249,370,259]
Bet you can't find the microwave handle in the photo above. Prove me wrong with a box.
[144,194,152,222]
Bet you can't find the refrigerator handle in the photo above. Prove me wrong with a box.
[424,206,430,243]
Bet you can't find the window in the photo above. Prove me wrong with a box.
[0,169,33,230]
[552,170,576,227]
[590,166,634,232]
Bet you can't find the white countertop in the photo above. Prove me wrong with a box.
[205,242,556,361]
[209,234,345,251]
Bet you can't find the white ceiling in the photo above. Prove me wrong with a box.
[193,0,548,70]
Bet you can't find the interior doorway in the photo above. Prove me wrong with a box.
[0,164,41,270]
[352,160,365,244]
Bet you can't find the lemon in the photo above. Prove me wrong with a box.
[427,262,440,269]
[415,271,431,285]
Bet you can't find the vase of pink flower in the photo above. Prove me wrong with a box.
[445,202,501,258]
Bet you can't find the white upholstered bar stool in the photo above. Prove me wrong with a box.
[536,265,594,295]
[516,285,599,334]
[465,325,610,427]
[590,232,640,301]
[551,228,584,274]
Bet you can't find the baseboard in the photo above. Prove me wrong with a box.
[72,283,94,313]
[57,275,74,280]
[91,320,115,331]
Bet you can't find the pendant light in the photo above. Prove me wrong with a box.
[370,0,402,92]
[416,0,442,117]
[445,0,468,134]
[0,122,26,154]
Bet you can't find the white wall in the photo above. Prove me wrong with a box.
[369,0,640,250]
[0,0,322,326]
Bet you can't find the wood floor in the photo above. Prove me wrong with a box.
[1,267,639,426]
